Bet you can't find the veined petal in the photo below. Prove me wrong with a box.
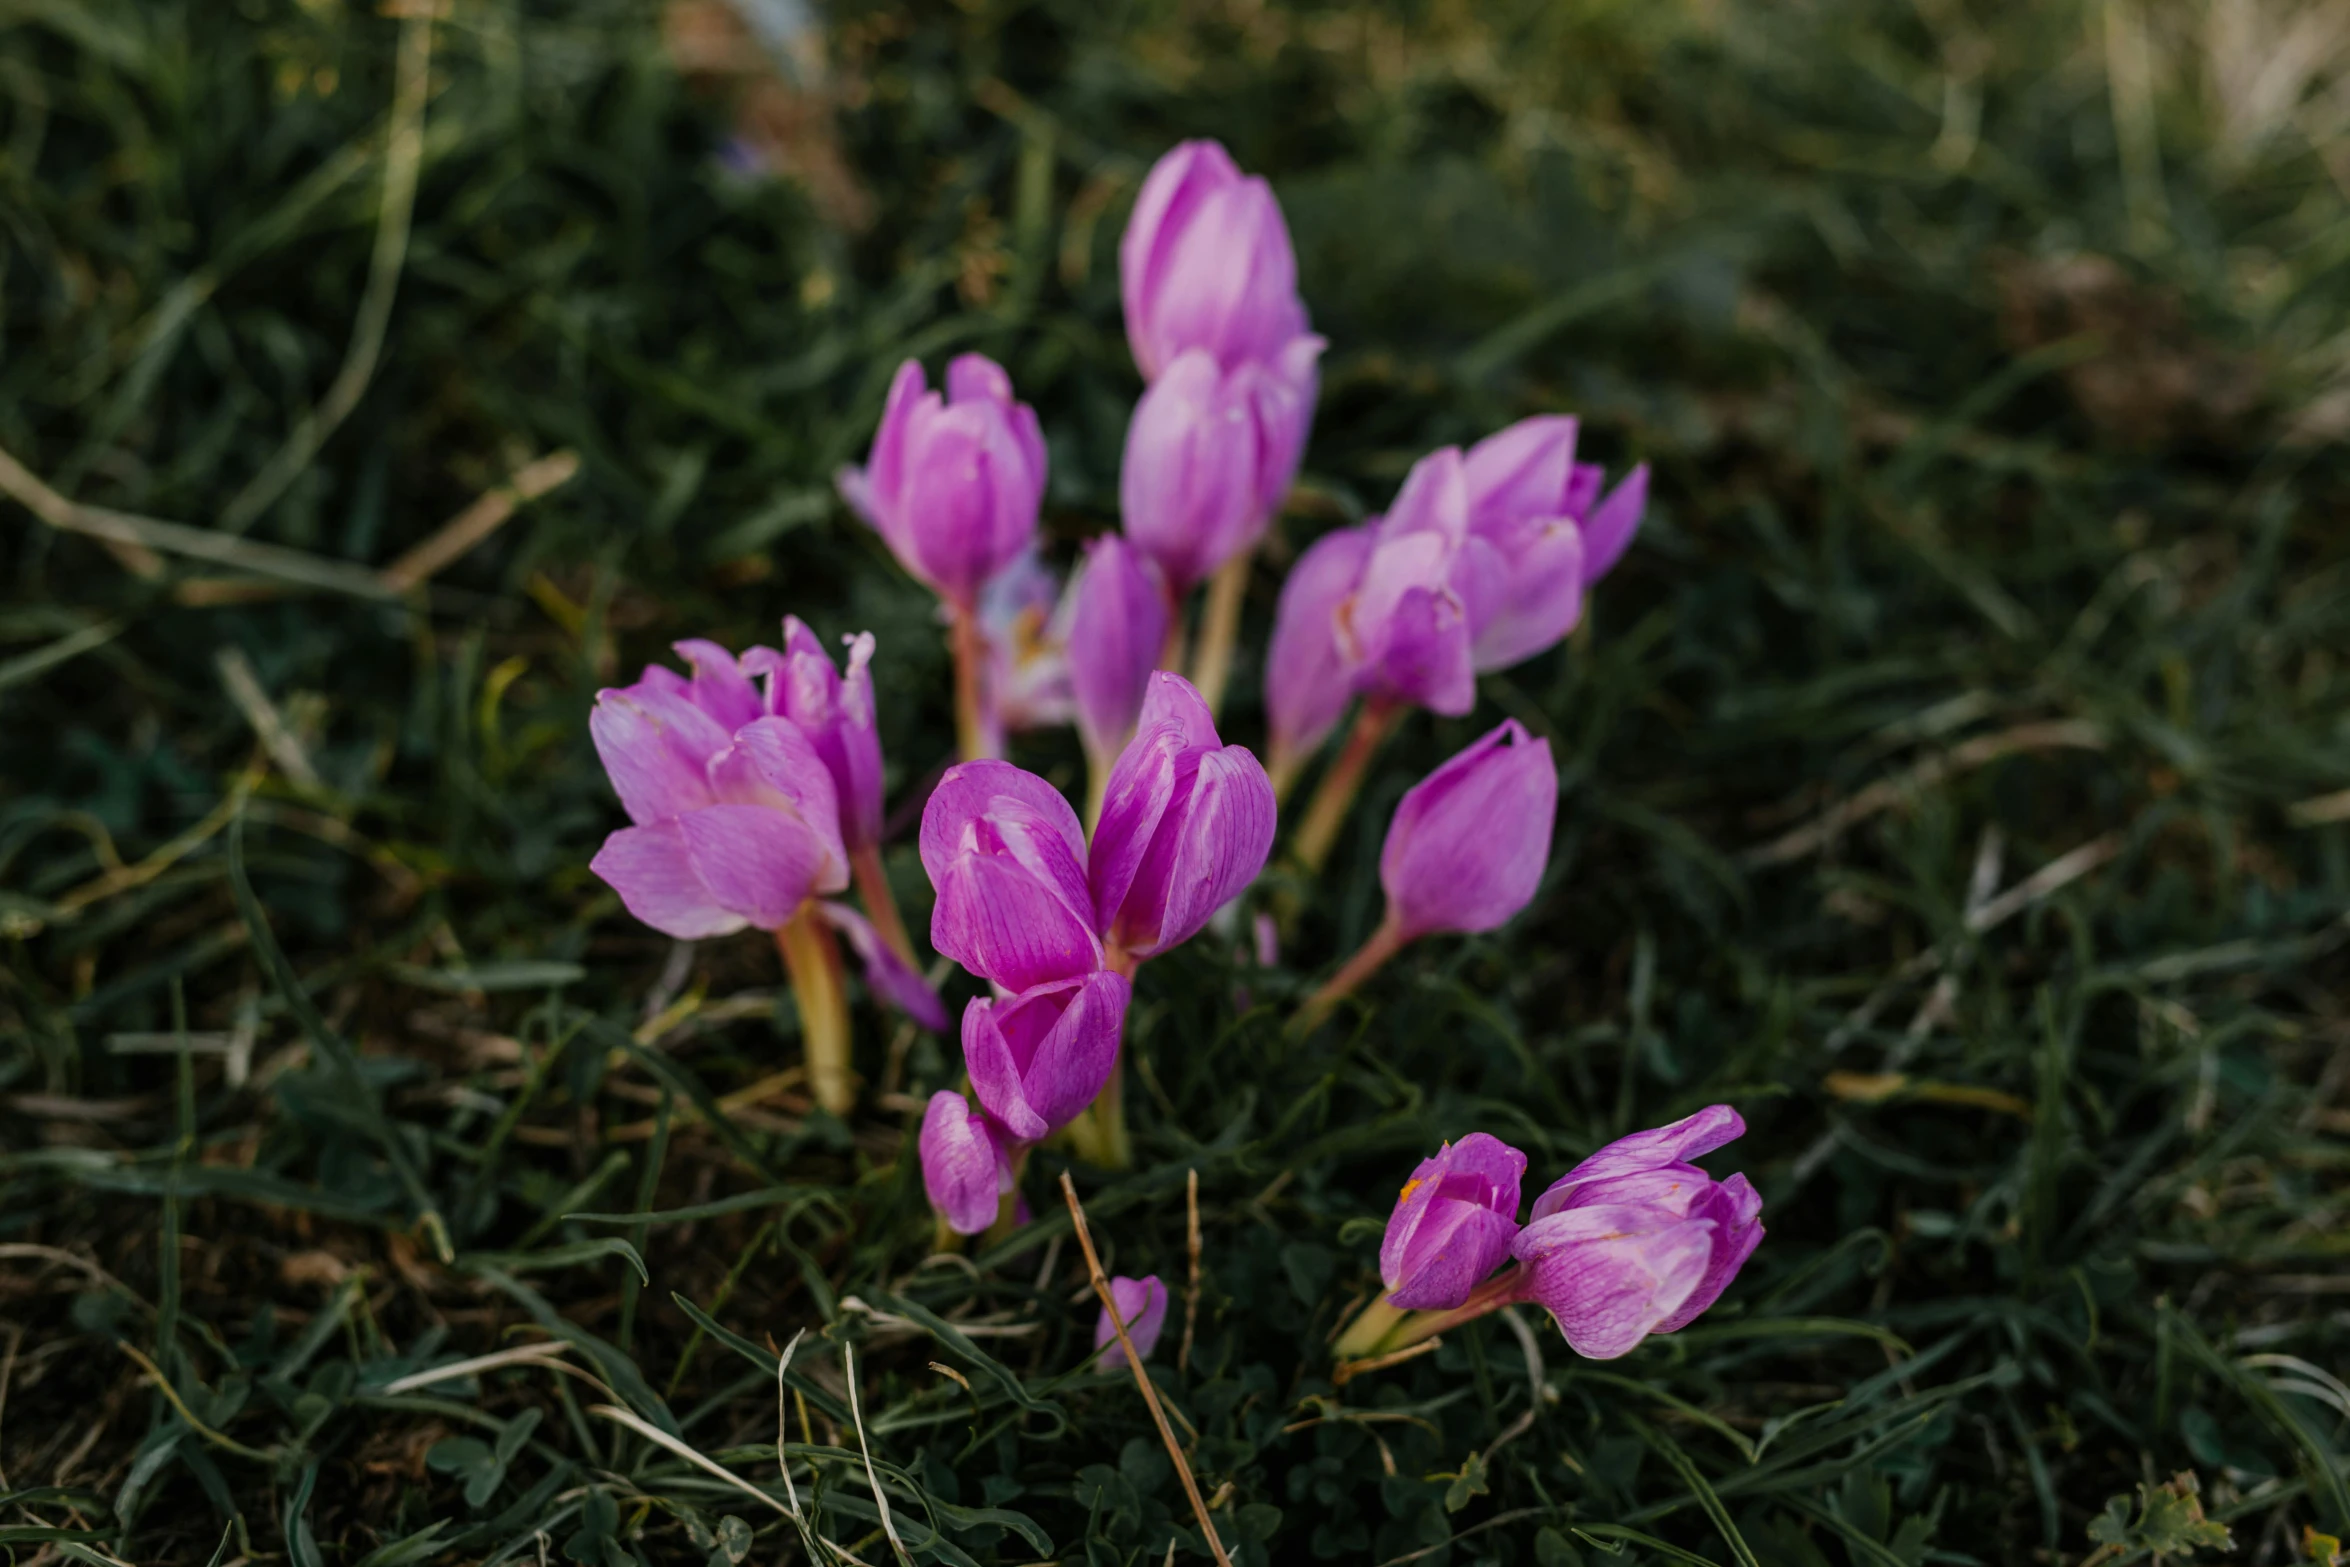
[674,805,832,929]
[1531,1105,1748,1215]
[1514,1205,1716,1360]
[590,687,729,826]
[1095,1274,1170,1371]
[1578,463,1648,586]
[591,822,747,940]
[920,1091,1010,1237]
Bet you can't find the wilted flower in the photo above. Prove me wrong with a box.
[1121,141,1308,382]
[1065,534,1169,763]
[961,970,1132,1142]
[1380,1133,1527,1311]
[920,1090,1010,1237]
[1380,720,1557,940]
[1512,1106,1764,1360]
[1120,341,1322,595]
[839,354,1047,611]
[1090,674,1278,959]
[1094,1274,1170,1371]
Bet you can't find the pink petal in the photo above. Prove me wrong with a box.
[591,822,745,939]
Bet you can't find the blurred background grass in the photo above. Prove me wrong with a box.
[4,0,2350,1561]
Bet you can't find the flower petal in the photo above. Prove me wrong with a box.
[590,822,745,940]
[818,901,948,1032]
[1514,1205,1716,1360]
[920,1091,1010,1237]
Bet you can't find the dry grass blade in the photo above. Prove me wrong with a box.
[1058,1172,1233,1567]
[0,442,403,601]
[1180,1165,1202,1374]
[1743,720,2108,866]
[378,449,581,591]
[843,1341,916,1567]
[380,1340,574,1394]
[588,1402,792,1516]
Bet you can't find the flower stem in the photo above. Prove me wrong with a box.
[948,605,992,762]
[849,842,917,970]
[982,1144,1033,1247]
[1070,946,1141,1168]
[1332,1265,1532,1369]
[1083,743,1113,838]
[1290,699,1400,873]
[776,901,854,1116]
[1188,548,1252,719]
[1289,912,1409,1036]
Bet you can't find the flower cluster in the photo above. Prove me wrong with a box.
[1344,1107,1764,1361]
[577,136,1713,1345]
[918,674,1275,1232]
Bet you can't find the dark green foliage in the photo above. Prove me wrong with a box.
[3,0,2348,1563]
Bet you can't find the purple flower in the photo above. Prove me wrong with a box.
[920,1091,1010,1237]
[1120,141,1309,381]
[1379,1133,1527,1311]
[920,760,1103,991]
[1262,427,1649,758]
[1380,720,1557,940]
[1512,1106,1764,1360]
[1457,419,1649,669]
[838,355,1047,610]
[1265,523,1376,766]
[759,618,884,850]
[1337,448,1482,715]
[1094,1274,1170,1370]
[1065,534,1170,761]
[962,970,1132,1142]
[1091,674,1277,958]
[1119,340,1322,594]
[588,651,848,939]
[588,638,945,1025]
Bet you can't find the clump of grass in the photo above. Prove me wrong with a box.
[2,0,2348,1562]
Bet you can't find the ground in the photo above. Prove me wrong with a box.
[3,1,2349,1564]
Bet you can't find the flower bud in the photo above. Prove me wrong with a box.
[1094,1274,1170,1370]
[1090,674,1277,958]
[920,1091,1010,1237]
[1120,141,1308,381]
[962,970,1131,1142]
[838,355,1047,609]
[1379,1133,1527,1310]
[919,760,1102,990]
[1120,340,1321,594]
[1065,534,1169,761]
[1379,720,1556,941]
[1511,1106,1763,1359]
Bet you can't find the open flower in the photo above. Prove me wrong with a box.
[1379,1133,1527,1311]
[1090,674,1278,958]
[1263,423,1648,763]
[589,656,846,939]
[1512,1106,1764,1359]
[1120,141,1309,381]
[839,354,1047,611]
[589,637,940,1027]
[1094,1275,1170,1371]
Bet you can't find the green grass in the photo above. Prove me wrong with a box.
[4,0,2350,1562]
